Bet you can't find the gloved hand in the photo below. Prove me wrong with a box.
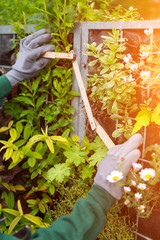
[94,134,143,200]
[6,29,55,86]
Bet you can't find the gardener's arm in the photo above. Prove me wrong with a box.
[0,29,55,106]
[0,134,142,240]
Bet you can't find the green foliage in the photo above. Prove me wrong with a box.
[85,28,137,139]
[99,204,135,239]
[0,200,49,234]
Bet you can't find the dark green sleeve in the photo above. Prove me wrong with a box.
[0,75,13,105]
[0,185,115,240]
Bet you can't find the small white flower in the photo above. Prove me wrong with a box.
[129,6,134,11]
[139,52,149,59]
[130,63,138,71]
[106,171,123,183]
[124,199,130,205]
[139,168,155,181]
[124,186,131,192]
[140,70,150,81]
[128,74,135,82]
[137,183,146,190]
[144,28,152,37]
[131,180,136,186]
[138,205,145,213]
[135,192,142,200]
[124,54,132,63]
[132,163,142,171]
[123,77,127,82]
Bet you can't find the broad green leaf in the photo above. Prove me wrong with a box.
[28,157,36,167]
[12,150,21,164]
[69,90,80,96]
[14,139,26,148]
[4,147,13,160]
[32,152,42,159]
[46,163,70,183]
[64,145,87,166]
[81,165,95,180]
[49,185,55,195]
[9,128,17,141]
[0,126,9,133]
[88,59,98,66]
[88,137,107,166]
[38,203,45,213]
[71,135,80,143]
[112,128,124,138]
[16,122,23,134]
[23,123,31,140]
[8,121,14,128]
[8,215,22,234]
[132,107,152,134]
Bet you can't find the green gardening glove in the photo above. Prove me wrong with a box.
[94,134,143,200]
[6,29,55,86]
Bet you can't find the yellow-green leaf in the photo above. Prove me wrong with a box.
[2,208,19,216]
[17,200,23,216]
[0,126,9,133]
[15,185,25,191]
[5,147,13,160]
[8,120,14,128]
[151,102,160,125]
[12,151,19,163]
[9,128,18,141]
[16,122,23,134]
[28,157,36,168]
[46,138,54,154]
[24,214,44,227]
[8,215,22,234]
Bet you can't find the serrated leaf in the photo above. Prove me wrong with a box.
[14,96,34,107]
[81,165,95,180]
[46,163,70,183]
[64,145,87,166]
[132,107,152,134]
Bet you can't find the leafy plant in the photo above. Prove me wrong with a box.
[85,28,137,139]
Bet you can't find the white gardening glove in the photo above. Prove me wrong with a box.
[6,29,55,86]
[94,134,143,200]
